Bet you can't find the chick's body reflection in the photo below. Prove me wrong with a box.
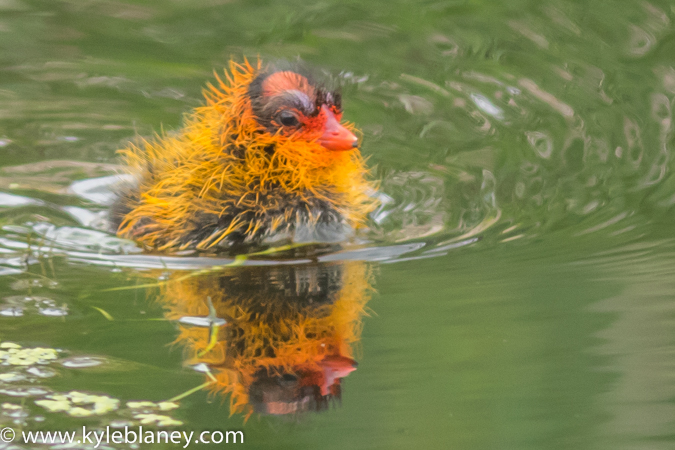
[158,261,372,417]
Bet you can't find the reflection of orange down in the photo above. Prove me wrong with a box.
[158,261,372,417]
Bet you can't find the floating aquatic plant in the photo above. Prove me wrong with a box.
[34,393,184,426]
[127,401,179,411]
[0,342,59,366]
[35,391,119,417]
[133,413,183,427]
[0,342,184,427]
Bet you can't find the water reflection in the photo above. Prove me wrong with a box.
[158,261,373,417]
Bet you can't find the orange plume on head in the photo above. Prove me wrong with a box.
[261,71,315,98]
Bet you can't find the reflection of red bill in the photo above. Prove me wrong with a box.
[319,355,358,395]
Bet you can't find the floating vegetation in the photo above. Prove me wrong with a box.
[133,414,182,427]
[0,341,184,428]
[34,395,183,425]
[1,402,28,425]
[127,403,183,426]
[0,341,62,390]
[2,403,22,410]
[0,373,25,382]
[36,391,120,417]
[127,401,179,411]
[0,342,59,366]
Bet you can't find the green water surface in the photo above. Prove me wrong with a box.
[1,0,675,449]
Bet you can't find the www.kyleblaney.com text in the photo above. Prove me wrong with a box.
[15,426,244,448]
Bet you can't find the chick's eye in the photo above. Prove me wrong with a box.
[278,111,300,127]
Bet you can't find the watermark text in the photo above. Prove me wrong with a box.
[0,426,243,447]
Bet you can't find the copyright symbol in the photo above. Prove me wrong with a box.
[0,427,14,443]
